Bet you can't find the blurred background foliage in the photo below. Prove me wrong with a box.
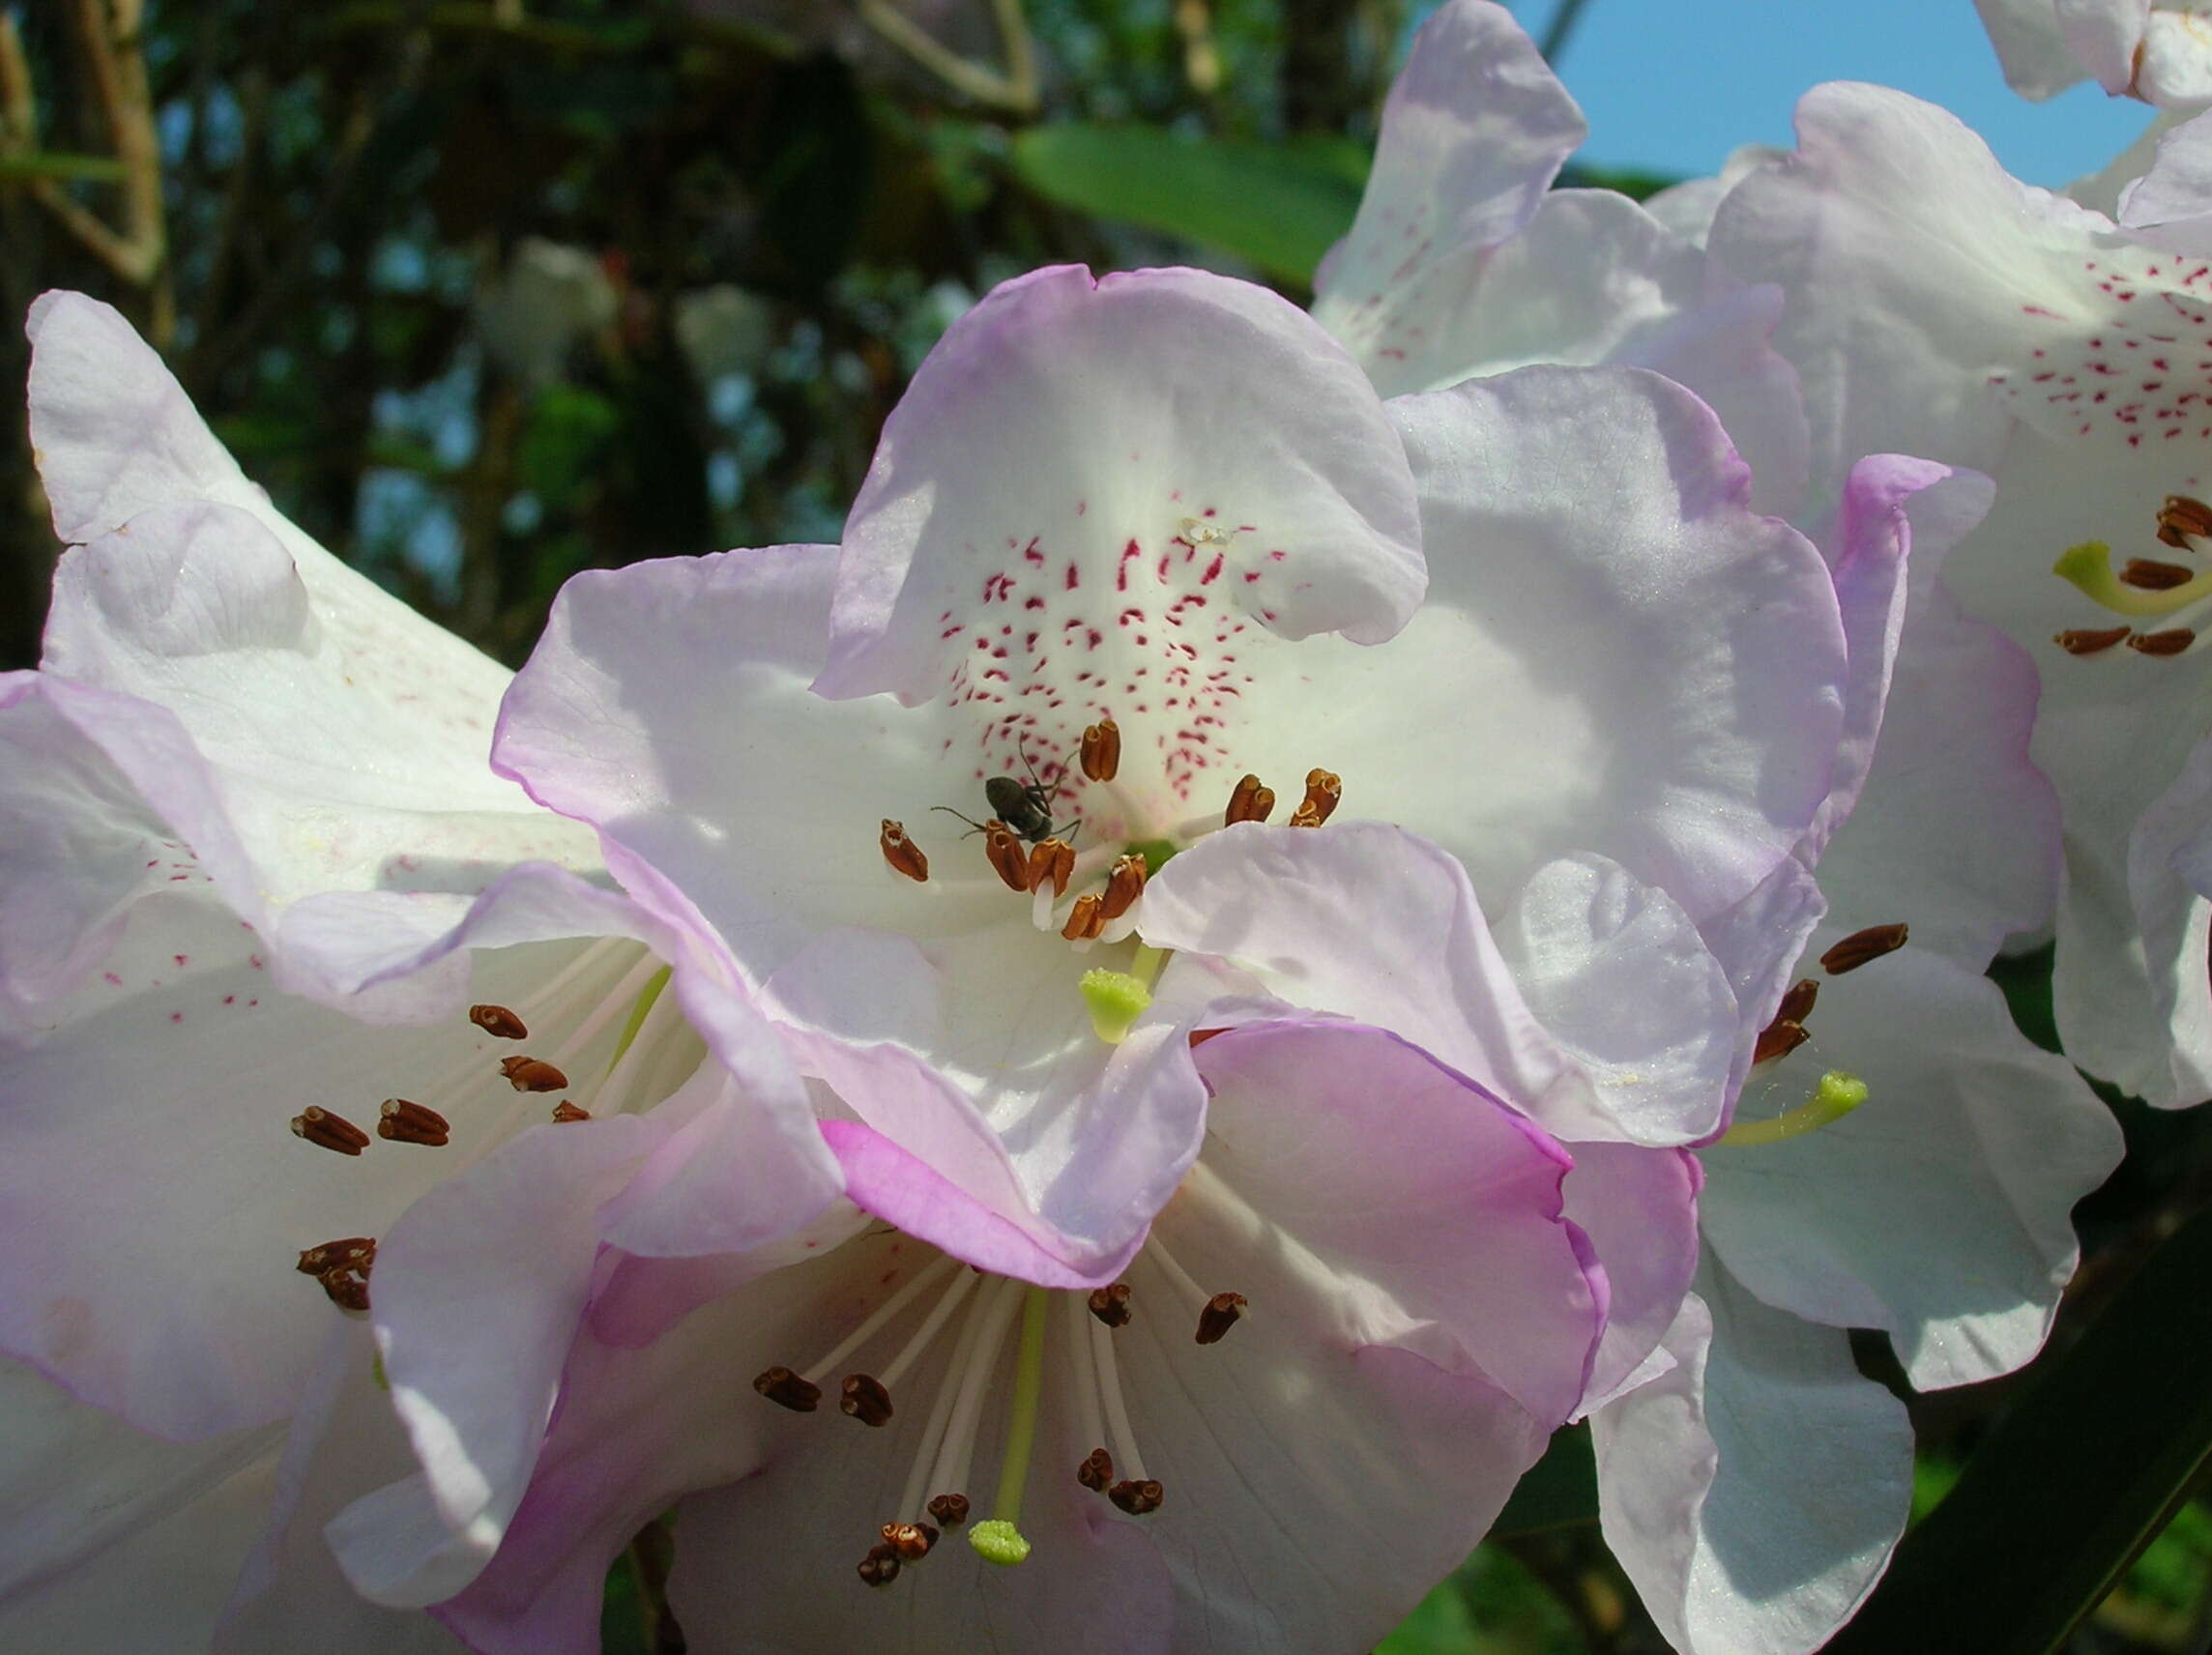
[4,2,2211,1650]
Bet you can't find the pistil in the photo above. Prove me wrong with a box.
[1716,1070,1870,1147]
[969,1286,1051,1567]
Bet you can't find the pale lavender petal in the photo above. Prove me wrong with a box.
[1563,1144,1703,1413]
[814,265,1424,701]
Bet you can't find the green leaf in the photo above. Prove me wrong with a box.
[1009,124,1367,285]
[1828,1201,2212,1655]
[1487,1422,1598,1538]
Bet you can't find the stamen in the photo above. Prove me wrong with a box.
[468,1004,529,1040]
[968,1286,1050,1568]
[2055,626,2133,654]
[878,1263,983,1390]
[753,1366,823,1412]
[880,820,929,883]
[1078,1448,1114,1491]
[799,1254,963,1385]
[1087,1283,1133,1327]
[856,1543,901,1587]
[2159,494,2212,546]
[1224,773,1275,827]
[926,1494,970,1527]
[296,1236,376,1312]
[1774,977,1819,1026]
[2129,627,2197,655]
[981,822,1030,891]
[1098,855,1148,921]
[896,1275,999,1530]
[1290,768,1342,828]
[1752,1020,1810,1065]
[550,1101,591,1122]
[1717,1069,1870,1148]
[290,1107,370,1156]
[1143,1234,1211,1320]
[1819,923,1908,975]
[880,1522,938,1560]
[2121,558,2197,591]
[925,1277,1026,1523]
[1089,1311,1151,1489]
[1195,1292,1248,1346]
[1026,837,1075,898]
[1080,970,1152,1044]
[376,1098,451,1147]
[1109,1479,1166,1516]
[1062,894,1105,942]
[840,1373,894,1427]
[1063,1291,1114,1494]
[498,1057,569,1092]
[1080,717,1121,782]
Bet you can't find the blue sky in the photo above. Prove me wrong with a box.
[1499,0,2153,187]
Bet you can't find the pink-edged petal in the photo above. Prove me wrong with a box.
[1562,1144,1703,1413]
[814,265,1424,702]
[1230,367,1847,925]
[217,1323,465,1653]
[1142,823,1736,1147]
[1695,857,1828,1109]
[1191,1018,1601,1423]
[1312,0,1584,360]
[1592,1268,1913,1655]
[0,671,250,1031]
[1704,944,2123,1388]
[352,1111,664,1603]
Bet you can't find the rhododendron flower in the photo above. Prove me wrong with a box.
[1310,0,1808,515]
[0,296,840,1650]
[269,262,1856,1648]
[1977,0,2212,108]
[1707,83,2212,1107]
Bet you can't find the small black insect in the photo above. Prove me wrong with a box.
[934,740,1077,845]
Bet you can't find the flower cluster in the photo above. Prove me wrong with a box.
[5,2,2195,1652]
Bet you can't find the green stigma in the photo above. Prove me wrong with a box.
[2053,540,2212,617]
[1081,969,1152,1044]
[969,1519,1032,1567]
[1125,838,1179,877]
[968,1288,1050,1568]
[609,966,672,1067]
[1717,1069,1869,1148]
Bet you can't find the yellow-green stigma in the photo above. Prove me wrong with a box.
[1717,1069,1869,1148]
[969,1288,1050,1567]
[1080,970,1151,1043]
[2053,540,2212,617]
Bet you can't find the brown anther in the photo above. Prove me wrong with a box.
[499,1056,568,1092]
[1088,1282,1133,1327]
[840,1373,894,1427]
[550,1100,591,1123]
[2054,626,2133,654]
[857,1543,901,1587]
[1077,1447,1115,1492]
[880,820,929,883]
[880,1522,938,1560]
[1027,836,1076,898]
[1109,1479,1165,1516]
[296,1236,376,1277]
[1294,768,1342,828]
[316,1264,372,1313]
[752,1365,823,1412]
[2159,494,2212,546]
[1774,977,1819,1028]
[2130,627,2197,655]
[2120,558,2197,591]
[468,1003,529,1040]
[926,1493,970,1527]
[1224,773,1275,827]
[376,1098,451,1147]
[1080,717,1121,782]
[982,822,1030,892]
[1195,1292,1247,1345]
[1062,893,1106,941]
[290,1107,371,1156]
[1752,1021,1810,1065]
[1819,923,1909,975]
[1098,855,1148,921]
